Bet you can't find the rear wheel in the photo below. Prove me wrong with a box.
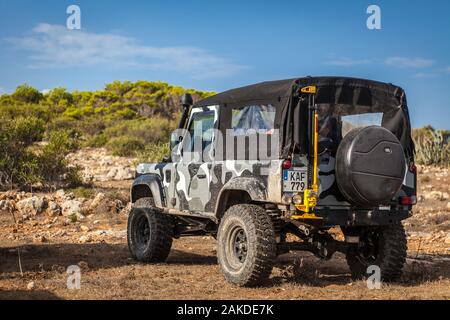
[127,198,173,262]
[345,223,407,282]
[217,204,276,287]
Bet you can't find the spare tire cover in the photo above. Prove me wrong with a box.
[335,126,406,206]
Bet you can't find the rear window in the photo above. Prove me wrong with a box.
[341,113,383,137]
[231,104,276,136]
[318,103,385,145]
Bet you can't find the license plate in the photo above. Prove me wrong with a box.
[283,168,308,192]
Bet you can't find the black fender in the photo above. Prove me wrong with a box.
[214,176,267,219]
[131,174,166,208]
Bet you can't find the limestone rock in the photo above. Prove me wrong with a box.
[16,196,45,216]
[61,199,83,217]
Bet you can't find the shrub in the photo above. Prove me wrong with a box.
[0,103,53,123]
[105,81,134,96]
[0,120,81,190]
[45,87,74,108]
[0,80,217,189]
[106,136,146,157]
[413,126,450,166]
[115,107,137,119]
[84,133,108,148]
[0,117,45,188]
[11,84,44,104]
[70,187,95,199]
[11,117,45,146]
[104,117,175,145]
[37,130,81,188]
[136,143,170,163]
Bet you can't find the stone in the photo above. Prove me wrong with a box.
[75,212,86,221]
[54,230,67,237]
[106,167,134,181]
[78,261,89,271]
[445,234,450,245]
[33,234,47,243]
[80,225,90,232]
[0,199,14,214]
[88,195,121,216]
[90,193,106,210]
[16,196,45,216]
[447,202,450,211]
[27,281,36,290]
[114,168,135,180]
[106,168,118,180]
[61,199,83,217]
[81,172,94,184]
[78,234,92,243]
[46,201,61,217]
[425,191,444,201]
[55,189,66,199]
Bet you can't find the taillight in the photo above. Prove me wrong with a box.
[282,159,292,170]
[409,163,417,174]
[399,196,416,205]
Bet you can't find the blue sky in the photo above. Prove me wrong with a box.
[0,0,449,129]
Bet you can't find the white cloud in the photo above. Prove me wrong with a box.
[41,89,51,94]
[9,23,246,79]
[384,57,435,68]
[413,72,437,79]
[324,57,372,66]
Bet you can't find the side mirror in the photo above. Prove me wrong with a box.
[170,132,182,150]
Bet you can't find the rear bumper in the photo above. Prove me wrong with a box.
[315,207,412,227]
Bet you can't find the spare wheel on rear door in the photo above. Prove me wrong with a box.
[335,126,406,206]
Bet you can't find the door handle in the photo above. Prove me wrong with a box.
[197,174,207,179]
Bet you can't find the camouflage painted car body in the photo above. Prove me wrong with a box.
[132,110,416,220]
[135,153,284,219]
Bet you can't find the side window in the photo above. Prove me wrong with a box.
[231,105,276,136]
[187,110,215,155]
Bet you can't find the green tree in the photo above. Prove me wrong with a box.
[12,84,44,104]
[46,87,74,106]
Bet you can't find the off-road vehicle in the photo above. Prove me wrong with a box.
[127,77,417,286]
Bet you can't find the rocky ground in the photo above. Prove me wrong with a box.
[0,150,449,300]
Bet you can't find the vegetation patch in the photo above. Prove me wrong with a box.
[0,81,214,190]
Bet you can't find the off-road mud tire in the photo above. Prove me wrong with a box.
[346,223,407,282]
[127,197,173,262]
[133,197,155,208]
[217,204,276,287]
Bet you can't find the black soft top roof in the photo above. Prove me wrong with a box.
[195,76,414,160]
[195,77,404,107]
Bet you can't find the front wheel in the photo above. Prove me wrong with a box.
[127,206,173,263]
[345,223,407,282]
[217,204,276,287]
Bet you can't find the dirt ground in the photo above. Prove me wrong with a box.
[1,166,449,300]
